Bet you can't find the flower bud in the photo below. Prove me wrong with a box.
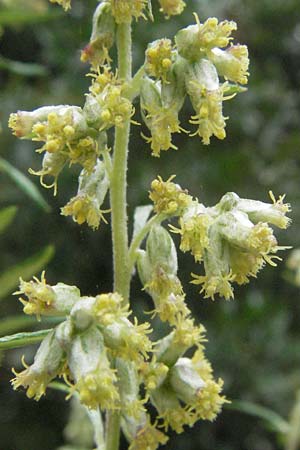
[140,77,183,156]
[121,412,168,450]
[9,105,67,139]
[70,296,96,331]
[16,272,81,319]
[11,330,64,400]
[185,59,229,145]
[29,151,68,196]
[145,39,173,82]
[150,385,196,433]
[155,321,205,367]
[67,326,119,410]
[175,15,237,62]
[170,201,212,262]
[55,318,74,350]
[146,225,178,274]
[209,45,249,85]
[61,159,110,230]
[98,316,152,361]
[169,357,205,403]
[81,2,115,69]
[117,359,145,418]
[237,192,291,229]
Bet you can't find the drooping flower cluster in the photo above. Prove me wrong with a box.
[141,13,249,155]
[12,271,226,448]
[12,277,152,408]
[148,179,291,300]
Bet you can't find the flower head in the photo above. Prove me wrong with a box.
[158,0,186,18]
[15,272,81,319]
[11,330,64,400]
[176,15,237,61]
[67,326,119,410]
[81,2,115,69]
[110,0,148,24]
[145,39,173,82]
[149,175,192,216]
[209,45,249,85]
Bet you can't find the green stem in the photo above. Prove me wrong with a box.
[124,65,145,101]
[128,213,165,272]
[0,329,52,350]
[107,21,132,450]
[110,21,132,303]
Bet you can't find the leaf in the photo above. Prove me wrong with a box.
[228,400,290,435]
[0,244,55,301]
[0,56,48,77]
[132,205,153,240]
[0,205,17,234]
[0,157,50,212]
[225,83,248,96]
[0,315,62,337]
[0,329,52,350]
[0,9,62,27]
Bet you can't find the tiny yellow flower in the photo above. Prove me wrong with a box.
[149,175,193,216]
[158,0,186,18]
[191,272,235,300]
[61,193,110,230]
[110,0,148,24]
[49,0,71,11]
[128,420,168,450]
[145,39,173,82]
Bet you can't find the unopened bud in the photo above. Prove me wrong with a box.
[81,2,115,68]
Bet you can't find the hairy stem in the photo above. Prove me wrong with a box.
[110,21,132,303]
[107,21,132,450]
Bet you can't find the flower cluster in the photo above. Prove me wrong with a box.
[141,13,249,154]
[135,217,226,434]
[148,330,226,433]
[61,158,110,229]
[167,189,291,299]
[12,276,152,411]
[149,175,192,216]
[85,66,134,130]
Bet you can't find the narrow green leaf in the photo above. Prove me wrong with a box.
[0,56,48,77]
[0,329,51,350]
[0,10,62,26]
[0,157,50,212]
[0,315,63,337]
[0,205,17,234]
[0,244,55,301]
[132,205,153,240]
[228,400,290,435]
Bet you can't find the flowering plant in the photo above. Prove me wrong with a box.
[2,1,291,449]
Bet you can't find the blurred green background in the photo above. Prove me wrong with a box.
[0,0,300,449]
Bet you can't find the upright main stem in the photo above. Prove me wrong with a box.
[110,22,132,302]
[106,21,132,450]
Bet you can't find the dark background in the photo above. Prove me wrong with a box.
[0,0,300,449]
